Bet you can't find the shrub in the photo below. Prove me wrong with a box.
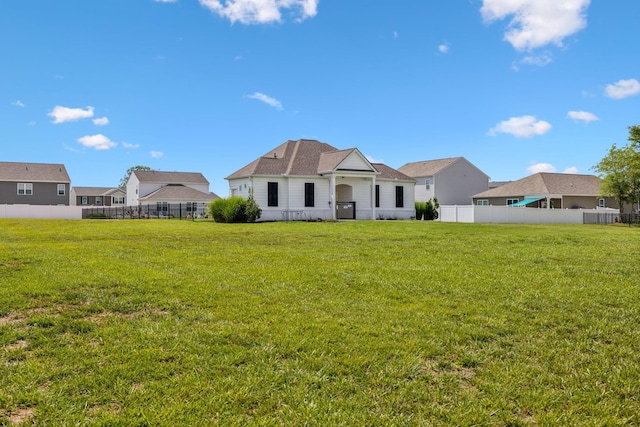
[415,198,439,220]
[208,196,262,223]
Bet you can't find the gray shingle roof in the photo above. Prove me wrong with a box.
[227,139,408,180]
[133,170,209,185]
[473,173,602,198]
[71,187,123,197]
[226,139,340,178]
[398,157,463,177]
[139,184,218,202]
[0,161,71,183]
[372,163,415,181]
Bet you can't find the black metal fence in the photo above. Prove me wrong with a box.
[583,212,640,225]
[82,203,210,220]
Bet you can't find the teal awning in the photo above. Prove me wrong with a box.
[510,197,545,207]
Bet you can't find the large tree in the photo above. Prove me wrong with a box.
[119,165,152,188]
[593,125,640,213]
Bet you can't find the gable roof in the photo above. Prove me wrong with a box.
[372,163,415,181]
[473,173,602,198]
[226,139,338,178]
[138,184,218,202]
[132,170,209,185]
[0,161,71,183]
[71,186,124,197]
[398,157,464,177]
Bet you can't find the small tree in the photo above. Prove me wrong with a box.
[415,198,439,220]
[592,125,640,213]
[119,165,152,188]
[424,198,439,220]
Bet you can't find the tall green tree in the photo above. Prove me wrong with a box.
[119,165,152,188]
[592,125,640,213]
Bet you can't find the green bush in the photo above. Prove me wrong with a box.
[208,196,262,223]
[415,198,439,220]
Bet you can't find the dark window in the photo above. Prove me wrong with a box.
[305,183,314,207]
[375,185,380,208]
[268,182,278,207]
[395,186,404,208]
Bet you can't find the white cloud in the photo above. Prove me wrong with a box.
[13,100,25,107]
[488,115,552,138]
[247,92,283,110]
[393,31,398,39]
[605,79,640,99]
[93,116,109,126]
[567,110,598,123]
[438,43,450,54]
[527,163,556,173]
[199,0,318,24]
[122,142,140,149]
[77,134,117,150]
[563,166,579,174]
[151,151,164,159]
[480,0,591,51]
[517,52,553,68]
[48,106,94,124]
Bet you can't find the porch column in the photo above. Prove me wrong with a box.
[546,196,550,209]
[371,176,376,220]
[330,174,336,221]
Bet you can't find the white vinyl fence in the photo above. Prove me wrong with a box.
[438,205,616,224]
[0,205,83,219]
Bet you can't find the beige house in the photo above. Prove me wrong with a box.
[472,173,616,209]
[398,157,489,205]
[226,139,416,221]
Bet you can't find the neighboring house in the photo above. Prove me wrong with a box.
[0,161,71,205]
[472,172,617,209]
[398,157,490,205]
[226,139,416,221]
[125,170,219,214]
[70,187,126,206]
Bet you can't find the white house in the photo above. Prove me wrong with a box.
[398,157,489,205]
[126,170,218,215]
[226,139,416,221]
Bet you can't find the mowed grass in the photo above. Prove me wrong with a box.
[1,219,639,426]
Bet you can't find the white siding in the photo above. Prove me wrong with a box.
[126,174,140,206]
[338,152,375,171]
[376,181,415,220]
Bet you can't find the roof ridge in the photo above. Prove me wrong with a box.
[286,140,301,175]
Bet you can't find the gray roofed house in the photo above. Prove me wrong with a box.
[70,186,126,206]
[0,161,71,205]
[226,139,416,221]
[472,172,616,209]
[398,157,489,205]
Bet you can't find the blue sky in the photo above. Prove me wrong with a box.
[2,0,639,197]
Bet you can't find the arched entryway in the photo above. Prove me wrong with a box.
[336,184,355,219]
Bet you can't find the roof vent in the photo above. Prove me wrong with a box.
[274,153,277,158]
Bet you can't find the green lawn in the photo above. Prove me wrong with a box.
[1,219,639,426]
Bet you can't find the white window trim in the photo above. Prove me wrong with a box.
[17,183,33,195]
[81,196,88,205]
[477,199,489,206]
[506,198,519,206]
[57,184,66,196]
